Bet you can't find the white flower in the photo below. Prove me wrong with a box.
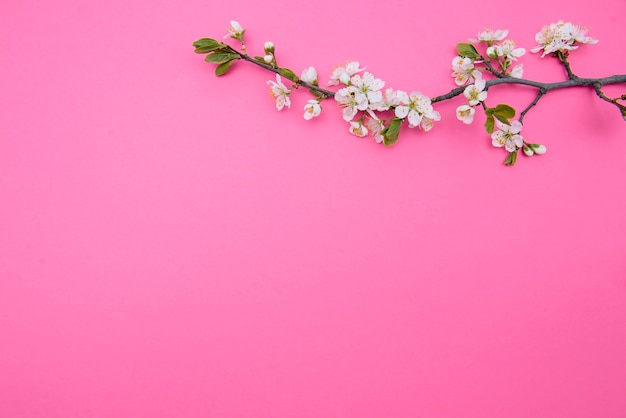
[328,61,365,86]
[494,39,525,61]
[463,78,487,106]
[451,56,480,86]
[267,74,290,111]
[349,121,368,137]
[300,66,318,84]
[303,100,321,120]
[509,64,524,78]
[473,29,509,43]
[224,20,245,40]
[531,21,597,57]
[334,86,368,121]
[366,117,385,143]
[395,91,437,129]
[350,72,385,104]
[370,88,401,111]
[569,25,598,45]
[491,120,524,152]
[456,105,476,124]
[420,110,441,132]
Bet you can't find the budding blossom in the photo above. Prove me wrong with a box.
[301,66,318,85]
[491,120,524,152]
[267,74,291,110]
[531,21,598,57]
[509,64,524,78]
[224,20,245,40]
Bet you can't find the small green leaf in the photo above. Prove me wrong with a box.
[504,151,518,166]
[193,38,225,53]
[205,53,240,64]
[215,60,234,76]
[456,43,480,59]
[493,113,511,125]
[382,118,402,146]
[494,104,516,119]
[277,68,299,83]
[485,115,495,134]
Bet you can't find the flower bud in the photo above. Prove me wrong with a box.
[263,54,273,64]
[531,144,547,154]
[522,145,534,156]
[300,66,318,84]
[339,72,351,85]
[487,46,497,59]
[264,41,275,54]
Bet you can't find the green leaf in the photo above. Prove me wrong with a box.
[493,113,511,125]
[277,68,299,83]
[494,104,516,119]
[215,60,234,76]
[205,53,240,64]
[456,43,480,59]
[504,151,518,166]
[485,115,495,134]
[382,118,402,146]
[193,38,225,53]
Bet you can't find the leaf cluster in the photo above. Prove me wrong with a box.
[193,38,240,76]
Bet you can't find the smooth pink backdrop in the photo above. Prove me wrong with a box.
[1,0,626,417]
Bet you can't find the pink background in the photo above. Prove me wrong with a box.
[1,0,626,417]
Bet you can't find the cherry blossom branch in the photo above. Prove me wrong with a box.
[194,20,626,166]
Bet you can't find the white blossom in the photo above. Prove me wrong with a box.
[463,78,487,106]
[395,91,437,129]
[224,20,245,40]
[301,66,318,84]
[509,64,524,78]
[451,56,480,86]
[334,86,368,121]
[473,29,509,43]
[532,21,597,57]
[494,39,526,61]
[366,116,385,143]
[328,61,365,86]
[350,72,385,104]
[491,120,524,152]
[303,100,321,120]
[267,74,290,111]
[456,105,476,124]
[349,121,368,137]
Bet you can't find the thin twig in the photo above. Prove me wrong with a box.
[519,88,547,123]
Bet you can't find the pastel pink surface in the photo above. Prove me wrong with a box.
[1,0,626,417]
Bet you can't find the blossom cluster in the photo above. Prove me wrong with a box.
[193,19,618,165]
[331,63,440,140]
[531,21,598,57]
